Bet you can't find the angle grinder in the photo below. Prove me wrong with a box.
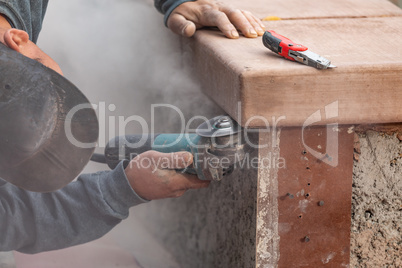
[95,115,248,181]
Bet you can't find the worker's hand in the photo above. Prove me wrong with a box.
[167,0,265,39]
[124,150,210,200]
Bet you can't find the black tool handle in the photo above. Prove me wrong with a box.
[263,31,282,53]
[104,134,158,169]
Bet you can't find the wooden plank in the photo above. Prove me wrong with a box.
[221,0,402,20]
[184,17,402,127]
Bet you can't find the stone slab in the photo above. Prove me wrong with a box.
[185,16,402,127]
[275,126,354,267]
[222,0,402,20]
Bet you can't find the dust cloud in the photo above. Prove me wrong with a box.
[29,1,223,266]
[38,0,223,173]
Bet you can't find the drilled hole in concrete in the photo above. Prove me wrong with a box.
[287,193,294,199]
[365,210,373,218]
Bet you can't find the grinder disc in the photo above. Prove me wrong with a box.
[196,115,242,137]
[0,43,98,192]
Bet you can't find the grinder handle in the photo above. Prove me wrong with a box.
[105,134,155,169]
[104,134,199,176]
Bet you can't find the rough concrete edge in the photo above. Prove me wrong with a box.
[256,129,281,268]
[350,127,402,267]
[355,124,402,137]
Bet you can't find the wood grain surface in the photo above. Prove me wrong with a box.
[221,0,402,20]
[185,13,402,127]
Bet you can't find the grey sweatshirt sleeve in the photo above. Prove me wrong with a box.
[154,0,196,26]
[0,0,49,43]
[0,160,148,254]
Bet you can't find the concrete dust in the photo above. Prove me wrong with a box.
[351,131,402,267]
[0,252,15,268]
[38,0,222,144]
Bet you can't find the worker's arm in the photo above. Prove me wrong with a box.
[154,0,265,38]
[0,161,143,253]
[0,151,206,253]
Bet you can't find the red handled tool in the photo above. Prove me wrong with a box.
[263,30,336,69]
